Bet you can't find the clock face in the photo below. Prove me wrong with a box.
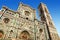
[25,11,30,16]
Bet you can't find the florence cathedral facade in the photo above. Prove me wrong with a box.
[0,2,60,40]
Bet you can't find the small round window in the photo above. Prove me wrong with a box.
[25,11,30,16]
[3,18,10,23]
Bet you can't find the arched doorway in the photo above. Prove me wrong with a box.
[20,30,30,40]
[0,30,4,38]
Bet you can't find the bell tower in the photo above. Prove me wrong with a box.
[38,3,60,40]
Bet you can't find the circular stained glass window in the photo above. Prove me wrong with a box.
[3,18,10,23]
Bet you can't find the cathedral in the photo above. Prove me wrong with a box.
[0,2,60,40]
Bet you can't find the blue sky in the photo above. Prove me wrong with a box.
[0,0,60,36]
